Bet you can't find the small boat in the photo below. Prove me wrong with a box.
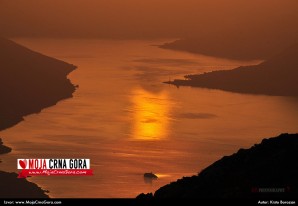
[144,172,158,179]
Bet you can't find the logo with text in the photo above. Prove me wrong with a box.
[17,159,93,178]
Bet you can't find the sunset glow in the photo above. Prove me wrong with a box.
[1,0,298,201]
[132,88,170,140]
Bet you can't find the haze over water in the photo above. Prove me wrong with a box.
[1,38,298,197]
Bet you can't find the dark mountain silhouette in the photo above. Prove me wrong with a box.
[164,44,298,96]
[138,133,298,199]
[0,37,77,198]
[0,37,77,130]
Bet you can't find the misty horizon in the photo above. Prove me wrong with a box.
[1,0,298,40]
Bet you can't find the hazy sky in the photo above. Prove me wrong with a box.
[1,0,298,39]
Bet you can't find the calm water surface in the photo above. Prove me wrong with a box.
[1,39,298,197]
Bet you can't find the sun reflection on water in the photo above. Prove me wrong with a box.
[132,88,170,140]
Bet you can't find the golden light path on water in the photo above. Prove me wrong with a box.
[132,88,170,140]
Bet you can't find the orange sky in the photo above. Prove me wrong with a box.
[0,0,298,40]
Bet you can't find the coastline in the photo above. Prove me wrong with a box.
[0,145,49,198]
[0,138,11,155]
[164,44,298,96]
[0,171,49,198]
[138,133,298,199]
[1,137,49,198]
[0,37,77,198]
[0,37,77,131]
[159,38,292,61]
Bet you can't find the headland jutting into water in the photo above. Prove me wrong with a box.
[0,37,77,198]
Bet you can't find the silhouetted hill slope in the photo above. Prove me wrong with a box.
[0,171,49,198]
[0,37,76,130]
[0,38,76,198]
[165,44,298,96]
[138,133,298,199]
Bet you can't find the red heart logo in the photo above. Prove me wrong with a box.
[19,159,27,169]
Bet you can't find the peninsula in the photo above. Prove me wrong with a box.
[0,37,77,198]
[0,37,77,130]
[164,44,298,96]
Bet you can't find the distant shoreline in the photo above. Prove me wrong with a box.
[163,43,298,96]
[159,38,293,61]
